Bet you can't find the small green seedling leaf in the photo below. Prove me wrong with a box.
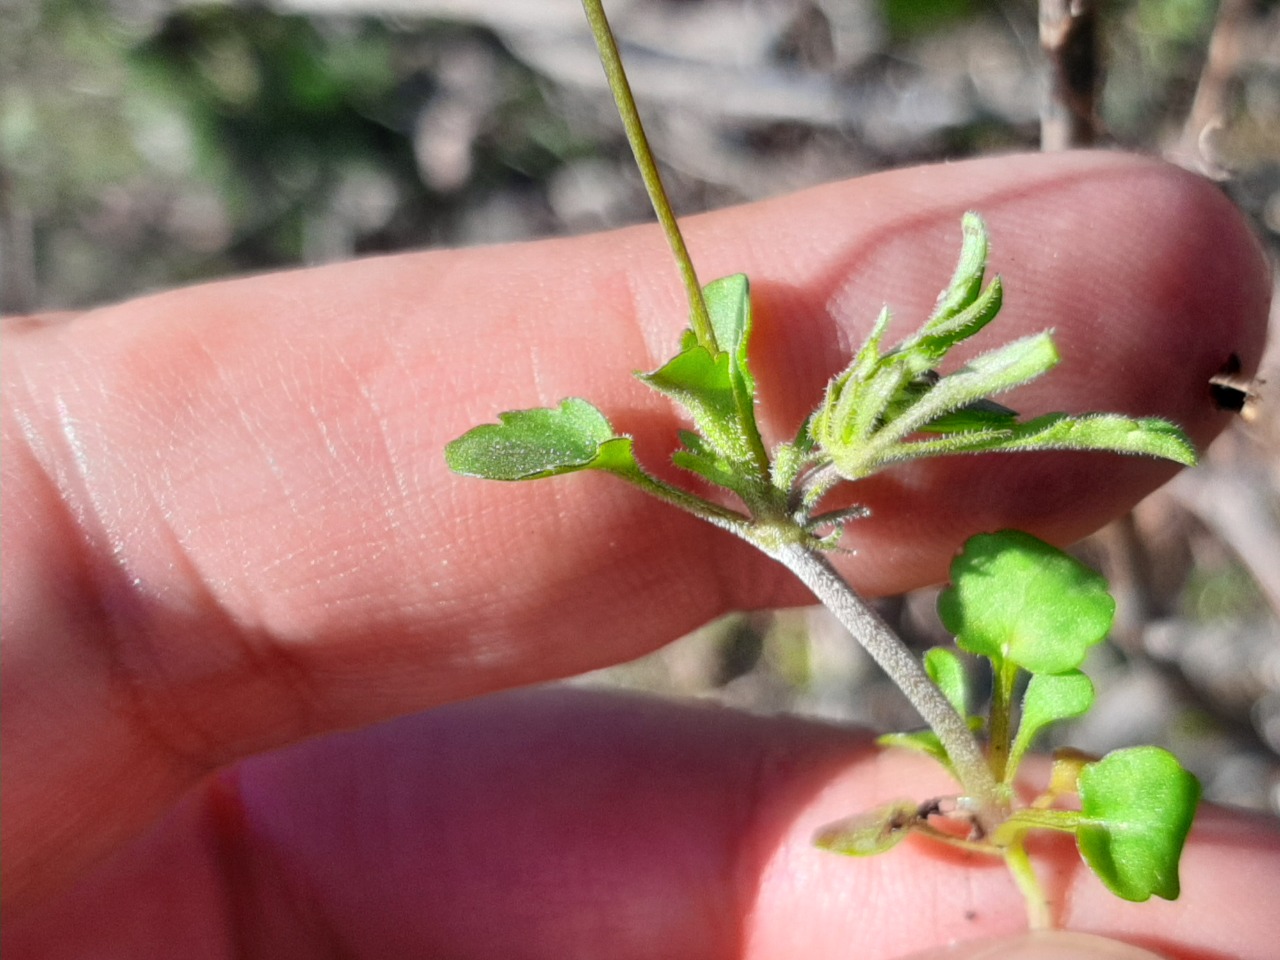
[1077,747,1200,902]
[938,531,1115,675]
[813,800,919,857]
[877,730,951,768]
[704,273,756,407]
[639,276,769,485]
[445,398,635,480]
[924,647,969,715]
[1007,671,1095,778]
[640,341,740,451]
[878,712,984,774]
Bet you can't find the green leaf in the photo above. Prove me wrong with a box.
[704,273,755,400]
[924,647,969,715]
[881,333,1060,442]
[637,275,768,485]
[705,273,769,475]
[671,429,746,490]
[911,277,1004,369]
[928,212,990,330]
[938,531,1115,675]
[992,413,1197,466]
[444,398,635,480]
[639,342,740,453]
[877,712,983,773]
[877,729,952,769]
[1007,670,1095,777]
[813,800,919,857]
[1077,747,1201,901]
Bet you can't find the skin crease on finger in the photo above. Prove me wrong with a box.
[0,153,1271,919]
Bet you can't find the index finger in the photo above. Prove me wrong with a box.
[0,151,1269,910]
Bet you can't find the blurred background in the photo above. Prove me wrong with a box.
[3,0,1279,812]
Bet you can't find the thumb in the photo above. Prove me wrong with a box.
[900,932,1168,959]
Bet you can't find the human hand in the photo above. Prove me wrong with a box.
[3,151,1275,959]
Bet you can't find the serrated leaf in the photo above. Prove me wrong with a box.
[994,413,1197,466]
[813,800,919,857]
[1008,670,1095,777]
[924,647,969,715]
[938,530,1115,675]
[1077,747,1200,901]
[444,398,635,480]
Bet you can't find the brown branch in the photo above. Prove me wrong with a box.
[1171,0,1252,176]
[1039,0,1101,151]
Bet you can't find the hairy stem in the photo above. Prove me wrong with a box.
[768,542,1007,827]
[580,0,717,352]
[610,464,751,533]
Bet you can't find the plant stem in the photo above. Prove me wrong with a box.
[611,463,751,533]
[989,658,1018,783]
[1004,837,1052,929]
[580,0,717,352]
[768,542,1007,829]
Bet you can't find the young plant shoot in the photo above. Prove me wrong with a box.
[446,0,1201,931]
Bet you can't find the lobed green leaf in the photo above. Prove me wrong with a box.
[1077,747,1201,901]
[938,531,1115,675]
[444,398,634,480]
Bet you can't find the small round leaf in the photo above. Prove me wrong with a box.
[938,531,1114,675]
[1077,747,1201,902]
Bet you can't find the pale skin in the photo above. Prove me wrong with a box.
[2,152,1277,960]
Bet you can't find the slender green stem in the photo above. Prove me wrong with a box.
[767,542,1008,830]
[580,0,717,352]
[610,464,750,532]
[1004,838,1052,930]
[989,658,1018,782]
